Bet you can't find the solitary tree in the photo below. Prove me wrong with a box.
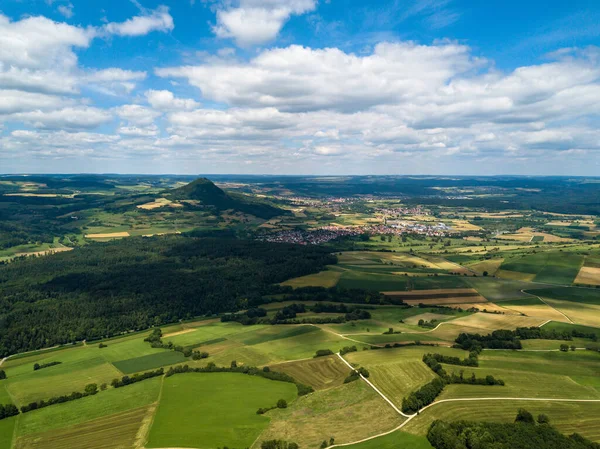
[538,414,550,424]
[277,399,287,409]
[515,408,535,424]
[0,370,6,380]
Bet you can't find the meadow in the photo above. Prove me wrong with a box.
[146,373,297,449]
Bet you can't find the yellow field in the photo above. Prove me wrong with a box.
[445,313,547,332]
[467,259,504,276]
[496,227,572,243]
[13,247,73,259]
[268,355,349,390]
[450,220,483,231]
[85,232,130,239]
[136,198,173,210]
[463,236,484,242]
[541,298,600,327]
[500,302,571,322]
[574,266,600,286]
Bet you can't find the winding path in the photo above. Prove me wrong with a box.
[328,352,600,448]
[521,289,574,324]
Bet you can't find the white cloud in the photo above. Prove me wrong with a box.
[157,42,477,112]
[58,4,74,19]
[0,14,93,69]
[0,89,70,114]
[104,6,174,37]
[145,90,199,111]
[115,104,161,126]
[118,125,160,137]
[11,107,113,129]
[213,0,317,46]
[84,68,147,94]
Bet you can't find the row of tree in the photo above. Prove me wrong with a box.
[20,383,99,413]
[164,363,314,396]
[427,411,600,449]
[33,361,62,371]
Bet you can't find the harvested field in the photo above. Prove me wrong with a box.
[574,266,600,286]
[450,220,482,231]
[15,406,151,449]
[255,381,404,448]
[13,247,73,259]
[268,355,349,390]
[136,198,173,210]
[403,400,600,441]
[85,232,130,239]
[541,298,600,327]
[467,259,504,276]
[444,313,547,331]
[500,298,572,322]
[162,329,195,338]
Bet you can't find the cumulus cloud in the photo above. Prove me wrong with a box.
[157,42,478,112]
[0,14,93,69]
[104,6,174,37]
[213,0,317,47]
[115,105,161,126]
[84,68,147,95]
[11,107,113,130]
[145,90,199,111]
[0,89,71,114]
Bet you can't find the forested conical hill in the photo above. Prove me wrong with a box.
[169,178,286,219]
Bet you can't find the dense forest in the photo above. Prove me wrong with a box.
[427,414,600,449]
[0,235,335,356]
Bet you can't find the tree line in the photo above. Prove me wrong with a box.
[164,363,314,397]
[402,351,504,414]
[427,410,600,449]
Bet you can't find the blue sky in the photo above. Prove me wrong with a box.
[1,0,600,175]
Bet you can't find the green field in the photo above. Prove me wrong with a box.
[501,252,584,285]
[337,271,469,291]
[112,351,186,374]
[526,286,600,304]
[15,377,162,438]
[0,417,16,449]
[146,373,297,448]
[342,430,433,449]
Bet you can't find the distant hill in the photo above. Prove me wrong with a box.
[168,178,286,219]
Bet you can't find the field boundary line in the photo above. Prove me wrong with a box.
[521,290,574,324]
[310,324,385,348]
[335,353,414,418]
[141,375,166,449]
